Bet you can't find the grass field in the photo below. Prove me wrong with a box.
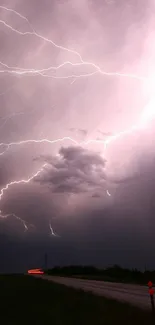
[0,275,153,325]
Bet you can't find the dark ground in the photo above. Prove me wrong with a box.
[45,265,155,285]
[0,275,153,325]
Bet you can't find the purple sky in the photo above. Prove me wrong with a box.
[0,0,155,272]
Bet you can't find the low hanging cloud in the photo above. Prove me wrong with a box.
[35,146,107,195]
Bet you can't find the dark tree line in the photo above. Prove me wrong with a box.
[44,265,155,285]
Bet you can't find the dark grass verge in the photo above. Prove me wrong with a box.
[70,274,149,285]
[0,275,153,325]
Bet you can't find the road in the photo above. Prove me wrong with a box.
[35,275,152,310]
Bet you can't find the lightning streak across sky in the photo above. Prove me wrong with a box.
[49,223,59,237]
[0,209,34,231]
[0,163,48,201]
[0,96,154,203]
[0,5,155,235]
[0,96,155,157]
[0,5,146,81]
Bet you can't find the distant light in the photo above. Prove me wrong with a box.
[28,268,44,274]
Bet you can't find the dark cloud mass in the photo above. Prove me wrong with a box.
[36,146,106,194]
[0,0,155,272]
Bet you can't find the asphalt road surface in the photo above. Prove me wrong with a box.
[34,275,152,310]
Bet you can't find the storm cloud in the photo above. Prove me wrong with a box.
[35,146,106,194]
[0,0,155,272]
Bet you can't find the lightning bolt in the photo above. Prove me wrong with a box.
[0,6,146,82]
[0,96,154,157]
[0,5,155,233]
[0,210,34,231]
[0,137,78,156]
[49,223,59,237]
[0,163,46,232]
[0,61,99,80]
[0,5,35,32]
[0,163,47,201]
[0,96,154,200]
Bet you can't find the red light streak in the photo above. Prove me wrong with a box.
[28,268,44,274]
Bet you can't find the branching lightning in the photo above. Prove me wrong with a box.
[0,5,35,32]
[0,163,47,201]
[0,5,155,234]
[0,209,34,231]
[0,6,146,81]
[0,163,47,231]
[0,96,154,156]
[0,97,154,204]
